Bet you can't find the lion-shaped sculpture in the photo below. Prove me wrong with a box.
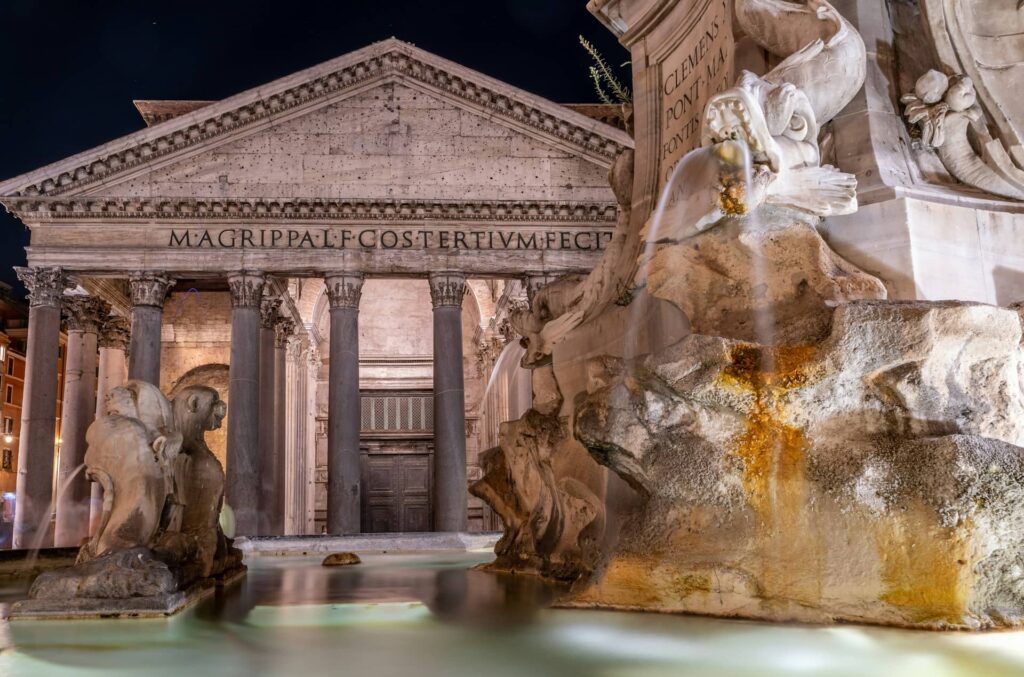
[20,380,243,613]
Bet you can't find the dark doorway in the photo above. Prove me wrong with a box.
[360,451,433,532]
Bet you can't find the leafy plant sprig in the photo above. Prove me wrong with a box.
[580,35,631,105]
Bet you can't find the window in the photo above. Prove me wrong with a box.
[3,418,11,434]
[5,358,11,376]
[2,449,11,472]
[4,385,11,404]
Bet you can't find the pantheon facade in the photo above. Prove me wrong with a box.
[0,39,632,547]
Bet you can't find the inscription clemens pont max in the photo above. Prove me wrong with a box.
[168,227,614,251]
[659,0,734,186]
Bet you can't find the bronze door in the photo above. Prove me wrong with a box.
[361,453,433,533]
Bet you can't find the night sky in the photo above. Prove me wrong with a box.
[0,0,629,296]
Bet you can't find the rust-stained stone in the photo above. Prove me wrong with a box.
[322,552,361,566]
[569,301,1024,630]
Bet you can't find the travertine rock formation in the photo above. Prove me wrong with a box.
[572,301,1024,629]
[640,210,887,344]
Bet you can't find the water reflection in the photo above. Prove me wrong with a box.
[2,553,1024,677]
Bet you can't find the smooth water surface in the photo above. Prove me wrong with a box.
[2,552,1024,677]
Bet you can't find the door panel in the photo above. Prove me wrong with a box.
[361,452,432,533]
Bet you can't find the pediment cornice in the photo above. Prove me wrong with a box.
[0,38,633,201]
[3,196,617,224]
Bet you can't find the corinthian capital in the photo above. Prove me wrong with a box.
[128,272,176,308]
[227,271,265,308]
[429,272,467,308]
[15,266,71,308]
[324,272,364,310]
[274,318,295,347]
[260,294,282,329]
[63,295,109,333]
[98,315,131,350]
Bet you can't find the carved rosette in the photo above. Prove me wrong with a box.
[63,295,110,333]
[324,273,364,310]
[260,294,282,329]
[227,271,266,309]
[128,272,176,308]
[98,315,131,350]
[274,318,295,348]
[15,266,71,308]
[428,272,467,308]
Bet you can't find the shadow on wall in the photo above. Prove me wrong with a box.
[169,363,230,467]
[992,266,1024,306]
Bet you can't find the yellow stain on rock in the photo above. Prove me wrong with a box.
[876,505,972,626]
[719,344,823,604]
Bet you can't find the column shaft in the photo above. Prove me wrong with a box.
[13,267,68,550]
[90,316,129,536]
[270,323,290,535]
[54,316,100,546]
[127,305,162,385]
[430,272,468,532]
[303,348,320,534]
[126,273,174,386]
[324,273,363,535]
[256,295,280,536]
[225,272,265,536]
[283,339,304,535]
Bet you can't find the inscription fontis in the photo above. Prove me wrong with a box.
[659,0,734,185]
[168,227,613,251]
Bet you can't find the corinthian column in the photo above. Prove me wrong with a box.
[12,267,71,549]
[89,315,129,535]
[429,272,468,532]
[283,335,306,535]
[255,293,280,536]
[324,272,363,535]
[263,316,292,535]
[54,295,107,547]
[127,272,175,386]
[226,271,266,536]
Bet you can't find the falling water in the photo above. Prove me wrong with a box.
[20,462,87,575]
[480,341,526,404]
[625,139,759,362]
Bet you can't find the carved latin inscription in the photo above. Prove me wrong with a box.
[167,227,613,251]
[660,0,734,186]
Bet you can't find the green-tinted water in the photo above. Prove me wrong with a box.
[1,552,1023,676]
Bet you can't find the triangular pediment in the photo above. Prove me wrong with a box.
[74,81,616,207]
[0,38,632,210]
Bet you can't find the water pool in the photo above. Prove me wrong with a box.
[1,552,1023,676]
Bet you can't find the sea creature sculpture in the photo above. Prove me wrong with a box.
[701,0,866,216]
